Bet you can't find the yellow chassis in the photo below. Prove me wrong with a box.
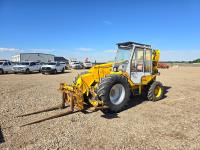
[59,50,160,111]
[59,66,157,111]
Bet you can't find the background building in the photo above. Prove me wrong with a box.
[11,53,55,63]
[54,56,69,64]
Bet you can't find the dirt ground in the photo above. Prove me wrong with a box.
[0,67,200,150]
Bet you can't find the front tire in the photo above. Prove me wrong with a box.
[54,69,57,74]
[0,69,4,74]
[147,81,164,101]
[97,74,131,113]
[62,68,65,73]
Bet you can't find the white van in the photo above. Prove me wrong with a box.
[0,60,13,74]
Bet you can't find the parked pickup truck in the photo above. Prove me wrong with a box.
[12,61,41,74]
[41,62,65,74]
[59,62,67,70]
[0,60,13,74]
[83,61,93,69]
[71,62,83,69]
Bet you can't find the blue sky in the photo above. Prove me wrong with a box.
[0,0,200,62]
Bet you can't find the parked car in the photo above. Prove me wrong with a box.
[41,62,65,74]
[0,60,13,74]
[12,61,41,74]
[59,62,67,69]
[71,62,83,69]
[69,60,78,67]
[83,61,93,69]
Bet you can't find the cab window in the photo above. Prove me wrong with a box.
[144,49,152,72]
[131,48,144,72]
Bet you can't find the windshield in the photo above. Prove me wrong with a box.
[18,62,29,65]
[113,48,131,72]
[115,48,131,64]
[46,62,56,65]
[0,62,3,65]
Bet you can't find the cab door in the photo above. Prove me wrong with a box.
[130,47,144,84]
[130,47,152,84]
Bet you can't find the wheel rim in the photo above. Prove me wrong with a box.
[154,85,162,97]
[109,84,125,105]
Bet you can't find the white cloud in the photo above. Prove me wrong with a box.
[77,48,93,52]
[103,20,112,25]
[0,48,19,52]
[26,48,54,53]
[103,49,117,53]
[28,48,54,53]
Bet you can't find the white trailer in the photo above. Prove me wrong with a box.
[12,53,55,63]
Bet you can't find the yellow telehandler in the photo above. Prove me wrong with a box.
[18,41,164,126]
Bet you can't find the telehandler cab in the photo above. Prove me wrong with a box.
[18,41,164,126]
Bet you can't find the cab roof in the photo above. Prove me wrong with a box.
[117,41,151,49]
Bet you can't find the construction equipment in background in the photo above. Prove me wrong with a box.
[158,62,169,69]
[18,41,164,126]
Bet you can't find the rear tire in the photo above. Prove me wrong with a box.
[26,68,30,74]
[147,81,164,101]
[97,74,131,113]
[0,69,4,74]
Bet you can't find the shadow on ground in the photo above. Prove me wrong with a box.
[56,71,71,74]
[14,72,41,75]
[0,127,5,144]
[41,71,71,75]
[18,86,171,126]
[163,86,171,98]
[101,86,171,119]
